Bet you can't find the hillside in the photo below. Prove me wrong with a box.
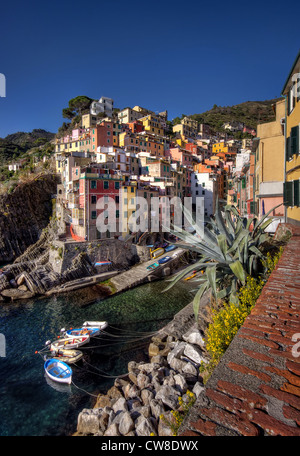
[190,98,283,133]
[0,129,55,164]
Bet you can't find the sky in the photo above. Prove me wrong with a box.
[0,0,299,137]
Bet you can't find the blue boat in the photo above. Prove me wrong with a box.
[44,359,72,384]
[158,256,171,264]
[165,245,177,252]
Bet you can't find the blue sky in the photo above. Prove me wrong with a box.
[0,0,299,137]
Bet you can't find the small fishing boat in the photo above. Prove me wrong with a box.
[82,321,108,331]
[165,245,177,252]
[50,335,90,351]
[50,349,83,364]
[44,359,72,384]
[184,270,197,281]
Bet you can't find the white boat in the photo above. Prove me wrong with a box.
[44,359,72,384]
[82,321,108,330]
[50,335,90,351]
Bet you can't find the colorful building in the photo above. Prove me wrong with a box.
[282,50,300,226]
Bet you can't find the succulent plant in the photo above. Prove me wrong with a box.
[163,198,282,321]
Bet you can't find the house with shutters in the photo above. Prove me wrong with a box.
[253,98,285,224]
[282,50,300,226]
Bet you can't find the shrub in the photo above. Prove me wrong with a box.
[202,247,283,376]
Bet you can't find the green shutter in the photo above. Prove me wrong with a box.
[293,180,300,207]
[291,126,299,157]
[284,181,293,206]
[286,136,291,161]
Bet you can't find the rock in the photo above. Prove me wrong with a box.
[119,411,135,435]
[16,274,25,286]
[193,382,205,397]
[182,361,198,377]
[150,354,167,365]
[182,326,205,348]
[94,395,111,409]
[135,417,157,436]
[124,383,140,400]
[107,385,123,400]
[138,362,160,374]
[183,343,206,364]
[167,342,186,364]
[99,407,112,431]
[139,405,151,418]
[169,357,187,372]
[112,396,128,414]
[150,399,165,420]
[155,385,180,410]
[173,374,188,393]
[1,288,35,300]
[148,342,160,357]
[137,372,151,389]
[104,423,120,436]
[158,411,177,436]
[141,388,154,406]
[77,409,100,435]
[18,284,28,291]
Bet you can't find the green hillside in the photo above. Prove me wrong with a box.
[189,98,284,133]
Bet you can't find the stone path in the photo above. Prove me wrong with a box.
[110,249,185,293]
[179,225,300,437]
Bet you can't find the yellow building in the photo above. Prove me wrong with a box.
[254,99,285,219]
[139,114,165,136]
[173,117,199,139]
[212,141,238,155]
[120,182,137,234]
[282,50,300,226]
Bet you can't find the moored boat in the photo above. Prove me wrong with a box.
[44,359,72,384]
[50,348,83,364]
[82,321,108,331]
[50,335,90,351]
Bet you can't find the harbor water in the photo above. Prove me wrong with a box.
[0,278,195,436]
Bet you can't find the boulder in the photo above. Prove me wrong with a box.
[119,411,135,435]
[149,399,165,420]
[104,423,120,436]
[183,343,206,364]
[173,374,188,393]
[155,385,180,410]
[141,388,154,406]
[182,326,205,348]
[77,409,100,435]
[135,417,157,436]
[112,396,128,414]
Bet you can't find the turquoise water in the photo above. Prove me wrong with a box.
[0,278,195,436]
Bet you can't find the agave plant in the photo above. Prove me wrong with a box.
[163,198,282,321]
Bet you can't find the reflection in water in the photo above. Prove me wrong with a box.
[0,277,195,436]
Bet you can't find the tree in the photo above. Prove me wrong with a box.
[62,96,95,120]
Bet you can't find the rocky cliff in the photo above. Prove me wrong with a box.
[0,173,59,263]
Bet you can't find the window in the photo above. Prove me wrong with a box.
[104,181,109,189]
[115,181,120,189]
[91,180,97,189]
[283,181,293,207]
[91,211,97,219]
[91,195,97,204]
[116,210,119,218]
[131,187,134,193]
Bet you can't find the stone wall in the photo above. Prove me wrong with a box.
[75,292,212,436]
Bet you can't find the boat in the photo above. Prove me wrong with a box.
[50,335,90,351]
[44,358,72,384]
[165,245,177,252]
[184,270,197,281]
[82,321,108,330]
[146,262,159,270]
[158,256,171,264]
[151,247,164,259]
[50,348,83,364]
